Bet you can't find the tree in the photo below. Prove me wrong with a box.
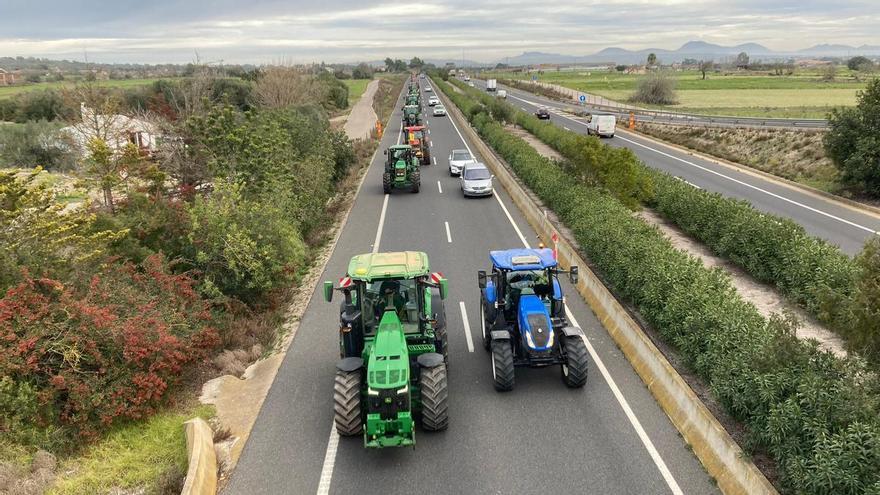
[824,78,880,196]
[254,66,322,109]
[615,65,627,72]
[735,52,749,68]
[821,64,837,81]
[646,53,657,67]
[84,138,143,211]
[352,63,373,80]
[409,57,425,69]
[847,56,872,71]
[629,71,678,105]
[699,60,713,80]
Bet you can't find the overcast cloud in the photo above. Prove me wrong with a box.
[1,0,879,63]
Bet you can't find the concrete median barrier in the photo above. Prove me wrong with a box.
[181,417,218,495]
[437,80,777,495]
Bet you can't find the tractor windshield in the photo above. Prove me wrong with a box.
[506,269,552,300]
[362,278,419,332]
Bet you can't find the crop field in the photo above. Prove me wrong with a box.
[486,69,872,118]
[0,78,159,99]
[342,79,370,104]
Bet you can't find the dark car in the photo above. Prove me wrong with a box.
[535,107,551,120]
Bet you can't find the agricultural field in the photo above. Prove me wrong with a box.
[0,78,159,99]
[486,69,871,118]
[342,78,371,105]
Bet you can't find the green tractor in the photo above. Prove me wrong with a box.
[402,104,421,126]
[405,92,421,110]
[323,251,450,448]
[383,144,421,193]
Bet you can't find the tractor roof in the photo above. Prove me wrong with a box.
[348,251,430,281]
[388,144,412,150]
[490,248,557,271]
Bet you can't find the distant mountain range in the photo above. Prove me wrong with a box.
[401,41,880,68]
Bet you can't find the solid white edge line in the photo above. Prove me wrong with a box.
[509,93,878,237]
[564,307,685,495]
[316,423,339,495]
[438,180,443,194]
[459,301,475,352]
[462,81,683,494]
[445,220,452,243]
[373,194,389,253]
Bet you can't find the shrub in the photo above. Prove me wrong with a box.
[93,193,193,264]
[0,255,219,450]
[0,120,78,171]
[185,181,306,303]
[824,79,880,196]
[438,80,880,494]
[629,72,678,105]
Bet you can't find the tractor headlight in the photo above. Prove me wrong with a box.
[367,387,379,396]
[397,385,408,395]
[525,331,536,349]
[547,330,554,348]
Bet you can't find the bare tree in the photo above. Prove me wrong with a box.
[821,64,837,81]
[254,66,323,109]
[699,60,713,80]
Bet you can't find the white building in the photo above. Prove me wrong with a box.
[61,103,159,156]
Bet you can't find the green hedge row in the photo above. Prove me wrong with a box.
[436,79,880,494]
[448,78,879,361]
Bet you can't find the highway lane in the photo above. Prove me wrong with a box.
[471,79,880,255]
[224,80,718,495]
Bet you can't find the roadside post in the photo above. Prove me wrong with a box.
[629,112,635,130]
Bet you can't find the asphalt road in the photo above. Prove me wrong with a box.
[471,79,880,255]
[224,80,719,495]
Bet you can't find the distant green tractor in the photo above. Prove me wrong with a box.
[324,251,450,448]
[405,93,421,109]
[383,144,420,194]
[402,104,421,126]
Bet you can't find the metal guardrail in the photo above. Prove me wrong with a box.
[490,79,830,130]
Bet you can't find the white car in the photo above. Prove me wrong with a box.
[425,86,433,92]
[428,96,440,106]
[433,104,446,117]
[468,81,475,87]
[460,162,493,197]
[448,149,475,176]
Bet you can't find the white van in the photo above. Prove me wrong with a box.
[585,114,616,138]
[497,89,507,99]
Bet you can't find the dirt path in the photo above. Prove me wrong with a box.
[343,79,379,140]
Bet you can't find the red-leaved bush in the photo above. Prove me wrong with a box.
[0,254,219,449]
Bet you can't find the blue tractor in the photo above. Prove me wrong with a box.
[477,248,588,391]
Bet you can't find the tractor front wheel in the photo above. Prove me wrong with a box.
[490,339,515,392]
[431,288,449,370]
[480,297,493,352]
[333,369,363,435]
[411,170,421,193]
[561,336,589,388]
[420,365,449,431]
[382,172,392,194]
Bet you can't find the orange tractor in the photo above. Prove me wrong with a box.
[405,125,431,166]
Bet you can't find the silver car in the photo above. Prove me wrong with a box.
[460,162,493,197]
[428,96,440,106]
[448,149,475,176]
[433,104,446,117]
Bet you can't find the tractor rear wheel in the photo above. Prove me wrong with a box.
[411,170,421,193]
[420,364,449,431]
[561,336,589,388]
[382,172,392,194]
[333,369,363,435]
[490,339,515,392]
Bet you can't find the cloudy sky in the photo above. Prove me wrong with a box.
[1,0,878,64]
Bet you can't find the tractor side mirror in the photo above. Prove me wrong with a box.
[439,278,448,300]
[478,270,487,289]
[569,266,579,285]
[323,281,333,302]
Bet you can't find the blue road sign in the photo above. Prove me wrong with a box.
[579,95,586,102]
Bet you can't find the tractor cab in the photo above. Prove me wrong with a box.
[477,248,588,391]
[324,252,450,448]
[402,104,421,126]
[405,125,431,166]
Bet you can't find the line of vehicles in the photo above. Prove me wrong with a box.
[327,74,588,449]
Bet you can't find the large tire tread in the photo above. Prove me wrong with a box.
[333,369,363,435]
[420,365,449,431]
[491,340,515,392]
[561,336,589,388]
[382,172,392,194]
